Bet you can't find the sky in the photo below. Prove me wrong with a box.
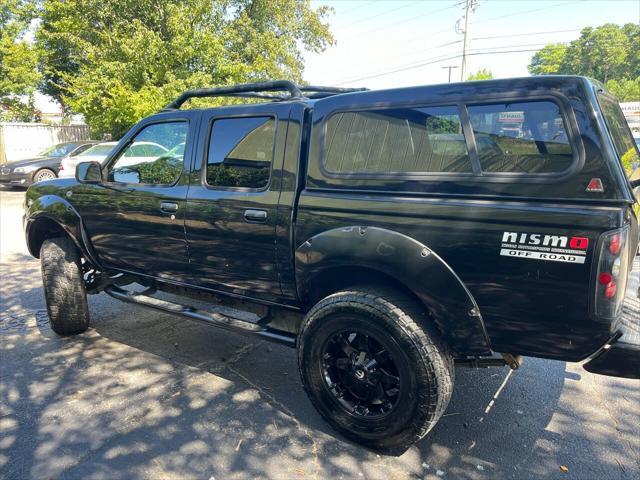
[304,0,639,89]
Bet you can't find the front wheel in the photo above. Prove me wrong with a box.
[297,287,454,454]
[40,236,90,335]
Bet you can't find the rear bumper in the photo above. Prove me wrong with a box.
[583,341,640,379]
[583,256,640,379]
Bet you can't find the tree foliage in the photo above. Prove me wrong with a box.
[36,0,334,138]
[467,68,493,81]
[606,77,640,102]
[528,23,640,100]
[0,0,40,120]
[528,43,567,76]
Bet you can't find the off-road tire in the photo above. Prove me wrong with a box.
[297,286,454,454]
[40,236,90,335]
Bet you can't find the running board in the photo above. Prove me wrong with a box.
[104,285,296,347]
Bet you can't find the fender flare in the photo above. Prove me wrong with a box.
[25,194,102,268]
[295,226,491,356]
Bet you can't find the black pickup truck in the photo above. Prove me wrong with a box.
[24,77,640,453]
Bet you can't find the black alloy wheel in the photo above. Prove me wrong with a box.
[321,329,402,418]
[298,286,454,454]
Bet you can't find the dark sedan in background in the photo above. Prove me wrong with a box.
[0,141,97,188]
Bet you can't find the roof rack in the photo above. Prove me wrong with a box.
[299,85,368,99]
[163,80,367,110]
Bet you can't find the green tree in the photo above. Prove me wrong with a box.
[561,24,630,82]
[467,68,493,81]
[0,0,40,120]
[528,23,640,101]
[529,24,638,77]
[605,78,640,102]
[528,43,567,75]
[36,0,334,138]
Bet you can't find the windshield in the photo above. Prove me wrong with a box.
[37,143,78,158]
[80,144,115,156]
[597,93,639,176]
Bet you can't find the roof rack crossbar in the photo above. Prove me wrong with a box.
[225,92,288,101]
[299,85,368,94]
[162,81,369,110]
[164,80,303,110]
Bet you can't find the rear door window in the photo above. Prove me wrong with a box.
[206,117,275,189]
[468,101,573,174]
[324,106,472,175]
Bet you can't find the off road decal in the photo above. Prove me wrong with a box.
[499,231,588,264]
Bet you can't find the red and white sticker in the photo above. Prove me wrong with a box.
[500,231,588,264]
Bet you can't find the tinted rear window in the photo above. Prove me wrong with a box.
[206,117,275,189]
[468,101,573,174]
[324,106,472,175]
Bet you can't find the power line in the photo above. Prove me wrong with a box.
[336,1,420,29]
[327,0,589,82]
[472,28,582,41]
[473,0,583,25]
[343,3,460,38]
[337,1,378,16]
[333,40,562,85]
[399,0,584,46]
[365,27,580,68]
[334,46,555,85]
[336,48,546,85]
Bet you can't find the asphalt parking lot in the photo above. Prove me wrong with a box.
[1,187,639,480]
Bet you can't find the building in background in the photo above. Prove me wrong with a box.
[621,102,640,135]
[0,123,90,163]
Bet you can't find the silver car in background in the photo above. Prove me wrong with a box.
[58,142,118,177]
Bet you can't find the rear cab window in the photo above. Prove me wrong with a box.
[468,101,573,174]
[597,92,639,176]
[321,98,576,179]
[324,106,472,175]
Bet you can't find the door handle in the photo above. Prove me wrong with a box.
[243,209,267,223]
[160,201,179,213]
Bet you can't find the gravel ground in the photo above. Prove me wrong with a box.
[1,187,639,480]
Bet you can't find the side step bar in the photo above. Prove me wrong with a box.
[104,285,296,347]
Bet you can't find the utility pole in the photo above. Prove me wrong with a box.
[457,0,477,82]
[442,65,459,83]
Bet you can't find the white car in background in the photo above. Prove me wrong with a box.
[58,142,118,177]
[59,141,170,177]
[113,141,169,167]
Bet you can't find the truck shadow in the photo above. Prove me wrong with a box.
[2,286,638,479]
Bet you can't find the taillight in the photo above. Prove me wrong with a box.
[595,226,630,318]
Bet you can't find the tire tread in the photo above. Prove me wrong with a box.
[40,236,90,335]
[297,285,454,453]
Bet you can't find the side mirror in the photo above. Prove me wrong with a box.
[76,161,103,184]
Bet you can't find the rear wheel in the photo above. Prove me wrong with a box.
[40,236,90,335]
[297,286,453,453]
[33,168,57,183]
